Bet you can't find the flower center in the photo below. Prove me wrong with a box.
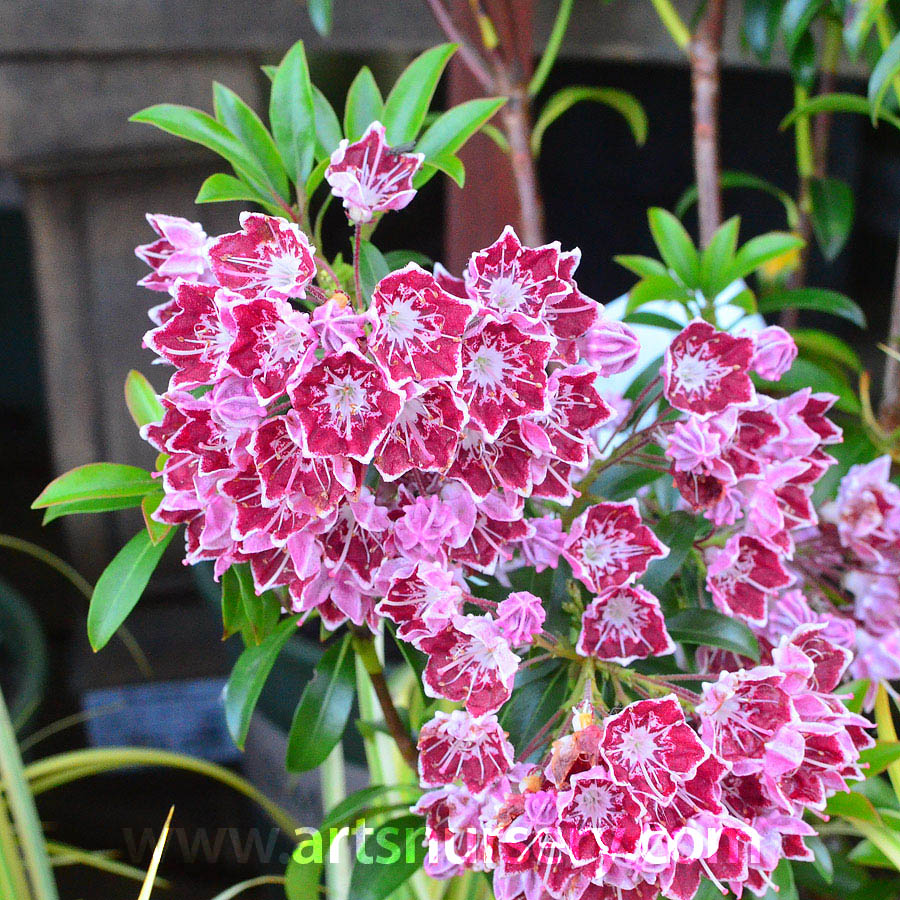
[467,344,507,389]
[487,274,529,312]
[382,298,421,344]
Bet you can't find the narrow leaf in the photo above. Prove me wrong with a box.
[34,463,157,508]
[809,176,855,261]
[531,86,647,156]
[195,173,279,213]
[358,241,390,303]
[415,97,506,160]
[344,67,384,141]
[270,41,316,187]
[648,207,700,286]
[87,528,175,651]
[665,608,760,660]
[870,31,900,124]
[382,44,456,145]
[347,815,427,900]
[124,370,163,429]
[222,615,299,749]
[729,232,805,282]
[141,493,171,545]
[286,633,356,772]
[312,86,342,159]
[756,288,866,327]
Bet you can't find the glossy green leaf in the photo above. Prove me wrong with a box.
[762,858,798,900]
[270,41,316,187]
[860,741,900,777]
[41,495,145,524]
[700,216,740,295]
[423,154,465,188]
[755,357,861,414]
[665,608,760,660]
[124,370,163,429]
[344,67,384,141]
[625,275,691,313]
[306,0,333,35]
[848,837,896,869]
[804,835,834,883]
[531,86,647,156]
[34,463,157,509]
[845,0,890,58]
[614,254,669,279]
[286,633,356,772]
[757,287,866,326]
[320,784,421,836]
[223,615,299,750]
[781,0,824,57]
[221,563,281,645]
[500,660,569,751]
[648,207,700,286]
[347,815,427,900]
[87,528,175,651]
[870,30,900,124]
[790,31,817,91]
[195,173,278,212]
[825,789,882,822]
[793,328,862,371]
[358,240,390,302]
[781,91,900,131]
[416,97,505,161]
[810,176,855,260]
[643,512,709,595]
[383,249,433,270]
[141,493,171,545]
[675,171,800,229]
[383,44,456,145]
[213,82,290,201]
[312,86,342,159]
[744,0,782,61]
[130,104,269,193]
[622,311,684,330]
[729,232,805,282]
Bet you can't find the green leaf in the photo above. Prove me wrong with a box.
[270,41,316,187]
[383,249,433,270]
[222,615,299,749]
[781,0,824,58]
[304,157,329,199]
[762,858,798,900]
[622,311,684,330]
[195,173,278,212]
[383,44,456,145]
[34,463,157,509]
[87,528,175,651]
[141,493,171,545]
[312,87,342,159]
[809,177,855,260]
[531,86,647,156]
[757,287,866,327]
[130,105,270,194]
[825,789,882,823]
[286,633,356,772]
[124,370,163,429]
[625,275,691,313]
[424,154,465,187]
[347,815,427,900]
[614,254,669,279]
[213,82,290,202]
[647,207,700,286]
[344,67,384,141]
[860,742,900,778]
[665,608,761,660]
[744,0,782,61]
[848,837,897,869]
[675,171,800,230]
[700,216,740,295]
[307,0,333,35]
[781,91,900,131]
[729,232,805,282]
[643,512,708,595]
[755,357,861,414]
[41,495,146,524]
[320,784,421,836]
[870,31,900,124]
[358,241,390,302]
[221,564,281,645]
[793,328,863,371]
[805,835,834,883]
[415,97,506,160]
[500,659,569,750]
[845,0,890,58]
[789,31,817,91]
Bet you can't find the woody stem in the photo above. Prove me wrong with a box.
[352,225,364,309]
[351,628,419,769]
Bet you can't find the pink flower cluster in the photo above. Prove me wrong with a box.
[135,207,641,642]
[413,618,869,900]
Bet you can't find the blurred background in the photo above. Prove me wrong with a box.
[1,1,897,896]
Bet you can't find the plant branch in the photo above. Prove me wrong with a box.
[350,629,418,769]
[352,225,363,308]
[690,0,727,247]
[425,0,496,90]
[881,228,900,429]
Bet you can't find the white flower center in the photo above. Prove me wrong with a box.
[382,298,421,344]
[602,591,637,626]
[573,783,614,825]
[466,345,507,389]
[673,351,725,393]
[318,372,369,432]
[617,724,658,766]
[488,274,529,311]
[267,252,304,290]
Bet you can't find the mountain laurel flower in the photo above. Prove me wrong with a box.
[325,121,424,224]
[751,325,797,381]
[494,590,546,647]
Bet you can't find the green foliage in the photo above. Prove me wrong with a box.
[347,815,427,900]
[664,608,761,660]
[810,176,856,260]
[86,528,175,651]
[286,633,356,772]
